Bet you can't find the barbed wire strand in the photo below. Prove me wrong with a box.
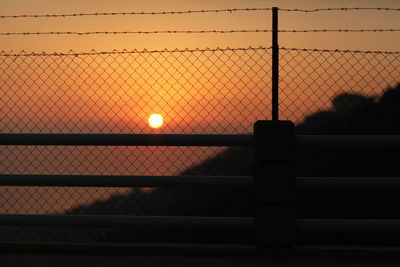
[1,47,399,57]
[1,29,399,36]
[0,8,272,18]
[280,29,400,33]
[0,30,271,35]
[280,47,400,54]
[0,47,271,57]
[280,7,400,12]
[0,7,399,19]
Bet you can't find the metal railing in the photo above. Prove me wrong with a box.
[0,134,253,147]
[2,133,399,148]
[1,127,400,246]
[0,133,253,232]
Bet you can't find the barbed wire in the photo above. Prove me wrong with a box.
[0,8,272,18]
[0,46,272,57]
[1,47,399,57]
[0,7,398,19]
[280,29,400,33]
[1,29,399,36]
[0,30,272,36]
[280,7,400,12]
[280,47,400,54]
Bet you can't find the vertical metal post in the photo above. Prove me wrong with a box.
[272,7,279,121]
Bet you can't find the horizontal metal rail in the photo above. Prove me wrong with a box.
[0,214,253,229]
[2,175,400,192]
[0,175,253,188]
[297,135,400,150]
[298,219,400,234]
[0,134,253,147]
[297,177,400,192]
[1,134,399,149]
[1,214,400,236]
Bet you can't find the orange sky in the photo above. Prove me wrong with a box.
[0,0,399,134]
[1,0,399,52]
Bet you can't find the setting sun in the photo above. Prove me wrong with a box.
[148,114,164,129]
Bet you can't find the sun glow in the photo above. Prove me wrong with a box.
[148,114,164,128]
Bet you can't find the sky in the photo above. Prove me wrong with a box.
[0,0,399,52]
[0,0,399,134]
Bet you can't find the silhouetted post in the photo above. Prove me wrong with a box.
[254,120,296,247]
[272,7,279,120]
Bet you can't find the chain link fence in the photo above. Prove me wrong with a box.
[0,47,399,243]
[280,48,400,132]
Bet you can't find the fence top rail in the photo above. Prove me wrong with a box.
[1,133,399,148]
[0,133,253,147]
[0,174,253,188]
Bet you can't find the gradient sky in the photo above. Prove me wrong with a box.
[1,0,399,52]
[0,0,399,134]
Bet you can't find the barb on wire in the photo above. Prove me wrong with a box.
[0,8,273,19]
[280,7,400,12]
[0,7,398,19]
[1,47,398,57]
[0,30,272,36]
[280,47,400,54]
[0,46,272,57]
[280,29,400,33]
[1,29,399,36]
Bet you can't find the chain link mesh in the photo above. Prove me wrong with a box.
[280,48,400,129]
[0,47,272,134]
[0,47,399,243]
[0,47,266,243]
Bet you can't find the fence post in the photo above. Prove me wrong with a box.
[254,120,296,247]
[272,7,279,121]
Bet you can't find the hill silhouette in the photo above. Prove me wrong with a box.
[180,84,400,180]
[2,84,400,244]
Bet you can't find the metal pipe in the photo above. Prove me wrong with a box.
[298,219,400,234]
[0,214,254,230]
[2,134,399,149]
[297,135,400,150]
[0,175,253,188]
[2,174,399,192]
[1,214,400,236]
[0,134,253,147]
[297,177,400,192]
[271,7,279,121]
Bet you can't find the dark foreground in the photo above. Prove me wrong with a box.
[3,243,400,267]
